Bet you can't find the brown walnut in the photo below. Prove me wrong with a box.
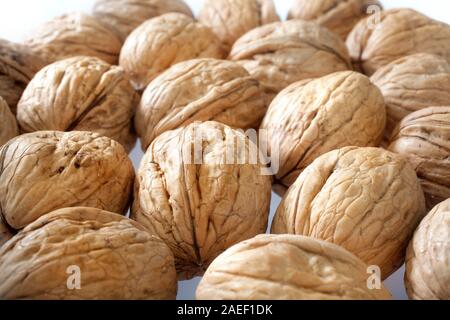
[0,97,18,147]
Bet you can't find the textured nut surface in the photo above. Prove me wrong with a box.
[0,207,177,300]
[0,214,13,247]
[260,71,386,190]
[288,0,382,40]
[0,39,46,113]
[136,59,267,150]
[198,0,279,52]
[388,107,450,209]
[347,8,450,75]
[0,131,135,230]
[196,234,392,300]
[120,13,226,91]
[17,57,137,151]
[93,0,193,41]
[132,121,272,279]
[24,13,122,65]
[229,20,351,99]
[272,147,426,279]
[0,97,18,147]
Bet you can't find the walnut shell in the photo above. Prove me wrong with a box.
[388,107,450,210]
[229,20,351,100]
[347,8,450,75]
[136,58,268,150]
[24,13,122,65]
[119,13,226,91]
[0,131,135,230]
[196,234,392,300]
[131,121,272,280]
[93,0,193,42]
[0,97,18,147]
[0,207,177,300]
[405,199,450,300]
[0,214,13,248]
[17,56,137,151]
[260,71,386,191]
[272,147,426,279]
[0,39,46,113]
[198,0,280,52]
[288,0,382,40]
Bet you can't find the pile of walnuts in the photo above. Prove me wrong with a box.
[0,0,449,301]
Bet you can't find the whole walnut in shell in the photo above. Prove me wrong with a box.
[24,13,122,65]
[0,131,134,230]
[0,39,46,113]
[272,147,426,279]
[196,234,392,300]
[0,97,18,147]
[260,71,386,191]
[136,58,267,150]
[132,121,272,280]
[93,0,193,42]
[388,107,450,210]
[405,199,450,300]
[120,13,226,91]
[0,207,177,300]
[288,0,382,40]
[198,0,280,52]
[229,20,351,99]
[17,56,137,151]
[347,9,450,75]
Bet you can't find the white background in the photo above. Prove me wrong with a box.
[0,0,448,300]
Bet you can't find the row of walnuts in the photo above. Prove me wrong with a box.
[0,0,449,300]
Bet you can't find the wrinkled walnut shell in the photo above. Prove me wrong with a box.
[0,207,177,300]
[196,234,392,300]
[0,131,135,230]
[120,13,226,91]
[0,97,18,147]
[136,58,268,150]
[272,147,426,279]
[0,214,13,247]
[347,8,450,75]
[132,121,272,280]
[17,56,137,151]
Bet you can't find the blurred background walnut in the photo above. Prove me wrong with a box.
[0,97,18,147]
[197,234,392,300]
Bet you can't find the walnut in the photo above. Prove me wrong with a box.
[196,234,392,300]
[260,71,386,192]
[347,8,450,75]
[24,13,122,65]
[288,0,382,40]
[272,147,426,279]
[0,214,13,247]
[198,0,280,52]
[229,20,351,100]
[93,0,193,42]
[135,58,268,150]
[131,121,272,280]
[0,207,177,300]
[17,56,137,151]
[388,107,450,210]
[0,97,18,147]
[0,39,46,114]
[119,13,226,91]
[0,131,135,230]
[405,199,450,300]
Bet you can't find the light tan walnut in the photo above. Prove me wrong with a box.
[93,0,193,42]
[229,20,351,100]
[388,107,450,210]
[0,97,18,147]
[0,207,177,300]
[135,58,268,150]
[119,13,226,91]
[347,9,450,75]
[0,131,135,230]
[272,147,426,279]
[17,57,137,151]
[196,234,392,300]
[260,71,386,192]
[132,121,272,280]
[24,13,122,65]
[198,0,279,52]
